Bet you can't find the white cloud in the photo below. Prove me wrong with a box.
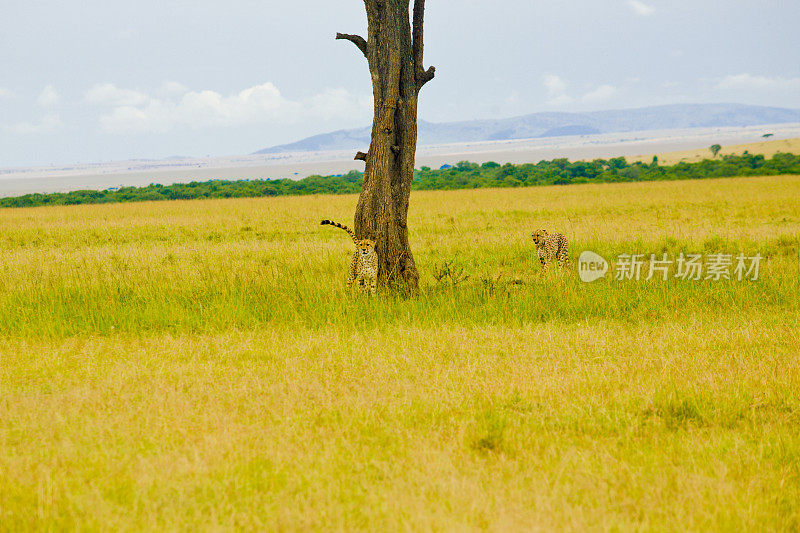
[543,74,567,96]
[543,74,572,106]
[3,86,63,135]
[5,113,62,135]
[628,0,655,16]
[92,81,371,134]
[304,87,371,120]
[85,83,149,107]
[158,81,189,98]
[0,87,13,99]
[37,85,60,107]
[582,84,618,104]
[716,73,800,91]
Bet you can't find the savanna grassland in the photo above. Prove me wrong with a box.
[1,175,799,530]
[631,136,800,165]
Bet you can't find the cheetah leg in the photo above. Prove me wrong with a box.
[357,275,368,293]
[558,249,569,268]
[369,276,377,295]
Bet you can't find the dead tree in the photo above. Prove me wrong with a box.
[336,0,435,290]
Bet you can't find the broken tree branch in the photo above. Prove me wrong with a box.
[417,66,435,87]
[335,32,368,58]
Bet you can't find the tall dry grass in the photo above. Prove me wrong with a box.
[0,175,799,530]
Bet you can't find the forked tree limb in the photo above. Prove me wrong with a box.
[417,66,436,87]
[412,0,436,88]
[335,32,368,58]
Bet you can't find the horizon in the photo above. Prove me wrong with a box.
[3,121,799,199]
[5,98,800,167]
[2,1,799,167]
[1,101,794,171]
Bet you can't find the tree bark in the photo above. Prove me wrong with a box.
[337,0,434,290]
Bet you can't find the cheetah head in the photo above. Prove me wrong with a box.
[531,229,548,245]
[357,238,376,256]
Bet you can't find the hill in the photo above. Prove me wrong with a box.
[254,103,800,154]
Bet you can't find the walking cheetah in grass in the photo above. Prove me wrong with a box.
[321,219,378,294]
[531,229,569,271]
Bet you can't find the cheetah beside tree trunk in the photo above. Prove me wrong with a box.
[321,220,378,294]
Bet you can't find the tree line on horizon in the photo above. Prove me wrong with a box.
[2,152,799,209]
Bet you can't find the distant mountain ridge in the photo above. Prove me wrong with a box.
[254,103,800,154]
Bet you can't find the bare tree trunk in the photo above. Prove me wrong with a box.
[337,0,435,290]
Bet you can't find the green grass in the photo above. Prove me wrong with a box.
[0,252,795,337]
[0,175,799,529]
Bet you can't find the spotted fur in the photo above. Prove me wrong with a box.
[321,219,378,294]
[531,229,569,271]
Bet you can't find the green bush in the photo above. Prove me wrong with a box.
[3,152,800,209]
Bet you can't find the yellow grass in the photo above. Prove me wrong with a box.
[630,136,800,165]
[1,175,799,530]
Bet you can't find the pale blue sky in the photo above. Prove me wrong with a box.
[1,0,798,166]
